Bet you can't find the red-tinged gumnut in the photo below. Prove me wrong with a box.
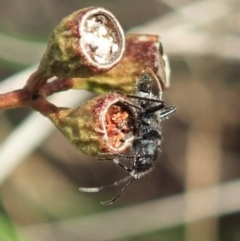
[38,7,125,78]
[47,92,134,156]
[69,34,169,94]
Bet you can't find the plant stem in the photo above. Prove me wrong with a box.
[0,87,58,115]
[25,68,51,94]
[40,78,74,97]
[0,89,31,109]
[31,97,58,116]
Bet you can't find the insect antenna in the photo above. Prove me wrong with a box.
[101,177,134,205]
[79,175,132,192]
[79,175,135,205]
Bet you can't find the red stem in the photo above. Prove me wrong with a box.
[0,89,31,109]
[40,77,73,97]
[0,88,58,116]
[25,68,51,93]
[31,97,58,116]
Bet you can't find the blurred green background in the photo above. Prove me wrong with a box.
[0,0,240,241]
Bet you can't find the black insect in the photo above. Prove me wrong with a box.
[79,68,176,205]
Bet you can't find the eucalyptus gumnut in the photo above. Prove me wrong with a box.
[47,92,135,156]
[70,34,171,94]
[39,6,125,78]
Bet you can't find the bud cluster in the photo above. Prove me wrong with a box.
[23,6,172,157]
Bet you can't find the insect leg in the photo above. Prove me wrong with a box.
[98,153,133,172]
[160,106,177,120]
[145,102,165,114]
[98,152,134,161]
[126,94,164,104]
[113,158,132,172]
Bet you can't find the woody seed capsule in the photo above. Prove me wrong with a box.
[39,7,125,78]
[47,92,134,156]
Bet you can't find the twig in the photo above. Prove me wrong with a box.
[0,84,94,184]
[0,88,31,109]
